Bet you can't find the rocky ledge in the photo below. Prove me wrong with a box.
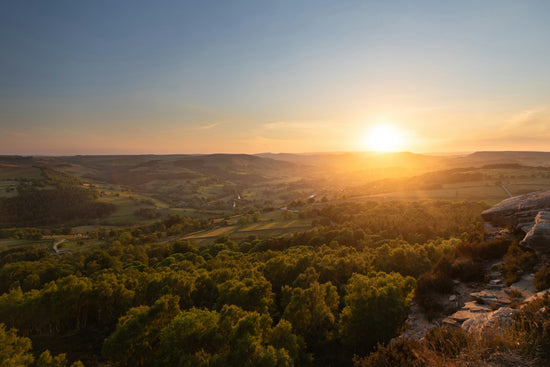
[520,211,550,253]
[482,189,550,254]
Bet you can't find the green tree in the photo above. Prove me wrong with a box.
[0,324,34,367]
[103,295,181,367]
[155,308,222,367]
[155,305,306,367]
[339,272,415,353]
[282,282,339,346]
[90,272,135,327]
[226,311,293,367]
[216,276,273,313]
[35,350,84,367]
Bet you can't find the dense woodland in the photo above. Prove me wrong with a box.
[0,168,115,227]
[0,200,490,366]
[1,155,550,366]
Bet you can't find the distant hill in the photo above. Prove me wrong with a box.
[260,151,550,170]
[0,154,308,211]
[1,151,549,226]
[451,151,550,167]
[257,151,447,179]
[0,154,301,185]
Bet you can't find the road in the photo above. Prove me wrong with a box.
[52,239,66,254]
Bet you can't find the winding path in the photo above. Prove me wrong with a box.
[52,239,66,254]
[501,185,513,198]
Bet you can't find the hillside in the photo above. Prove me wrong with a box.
[0,154,309,214]
[258,151,446,176]
[452,151,550,168]
[2,152,550,228]
[0,152,550,366]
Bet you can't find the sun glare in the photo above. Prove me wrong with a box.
[364,124,403,152]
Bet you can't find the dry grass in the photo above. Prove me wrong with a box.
[355,326,542,367]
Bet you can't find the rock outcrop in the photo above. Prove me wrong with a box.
[461,306,517,334]
[482,190,550,254]
[481,189,550,232]
[520,211,550,253]
[523,289,550,304]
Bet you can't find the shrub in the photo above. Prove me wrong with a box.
[513,292,550,359]
[414,273,452,321]
[534,265,550,292]
[416,272,453,296]
[424,326,467,357]
[451,257,484,282]
[353,338,425,367]
[509,288,523,299]
[500,243,537,286]
[455,239,510,261]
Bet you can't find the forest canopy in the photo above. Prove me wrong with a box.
[0,200,486,366]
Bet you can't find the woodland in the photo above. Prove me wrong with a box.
[1,152,550,366]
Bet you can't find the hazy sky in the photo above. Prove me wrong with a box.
[1,0,549,155]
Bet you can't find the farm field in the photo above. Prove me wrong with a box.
[359,184,508,204]
[1,152,550,367]
[0,238,51,251]
[184,211,312,246]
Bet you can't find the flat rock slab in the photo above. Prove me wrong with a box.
[462,300,492,313]
[471,289,510,304]
[449,310,485,323]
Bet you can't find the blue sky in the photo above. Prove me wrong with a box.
[1,0,550,154]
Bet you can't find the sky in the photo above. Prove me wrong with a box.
[1,0,550,155]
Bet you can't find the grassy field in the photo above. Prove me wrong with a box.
[345,166,550,205]
[2,155,549,251]
[0,238,51,252]
[358,187,506,205]
[93,183,231,226]
[0,166,43,197]
[505,182,550,196]
[53,237,104,253]
[183,210,312,247]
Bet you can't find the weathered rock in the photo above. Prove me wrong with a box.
[462,301,492,313]
[441,317,459,327]
[446,300,492,325]
[484,223,514,242]
[520,211,550,253]
[461,307,518,334]
[481,189,550,231]
[471,290,511,306]
[522,289,550,305]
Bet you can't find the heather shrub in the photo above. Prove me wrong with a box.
[500,243,537,285]
[353,338,425,367]
[508,288,523,299]
[455,238,510,261]
[414,273,452,320]
[451,257,484,282]
[513,292,550,358]
[534,265,550,291]
[424,326,467,357]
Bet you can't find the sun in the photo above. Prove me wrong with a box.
[364,124,403,152]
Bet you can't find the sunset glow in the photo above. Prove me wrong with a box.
[2,2,550,364]
[364,124,404,152]
[1,1,549,154]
